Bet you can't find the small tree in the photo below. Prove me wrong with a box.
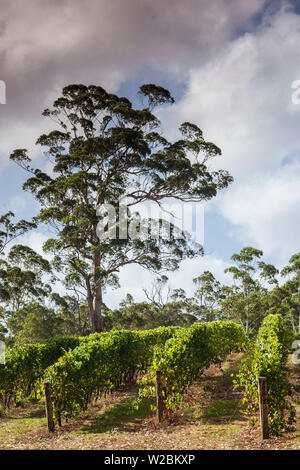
[11,83,233,332]
[0,244,52,337]
[8,302,63,345]
[223,247,278,335]
[192,271,226,321]
[107,292,196,331]
[280,253,300,333]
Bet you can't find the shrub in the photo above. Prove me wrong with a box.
[139,320,249,410]
[45,327,180,417]
[234,314,296,435]
[0,335,81,401]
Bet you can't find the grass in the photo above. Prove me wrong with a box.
[77,395,154,434]
[187,399,241,424]
[202,399,241,418]
[0,404,46,445]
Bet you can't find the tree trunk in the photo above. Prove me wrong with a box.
[90,249,103,333]
[93,282,103,332]
[86,279,96,332]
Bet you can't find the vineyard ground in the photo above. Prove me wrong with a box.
[0,354,299,450]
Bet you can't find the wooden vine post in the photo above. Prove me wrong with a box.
[257,376,269,439]
[44,381,55,432]
[156,370,164,423]
[55,409,62,427]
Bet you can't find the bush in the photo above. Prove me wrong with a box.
[139,320,249,410]
[45,327,180,417]
[234,314,296,435]
[0,335,81,401]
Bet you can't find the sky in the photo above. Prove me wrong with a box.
[0,0,299,307]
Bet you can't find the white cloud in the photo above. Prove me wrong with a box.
[17,231,49,256]
[158,5,300,264]
[166,255,232,290]
[0,0,266,168]
[220,160,300,265]
[161,6,300,176]
[104,254,231,308]
[8,195,27,215]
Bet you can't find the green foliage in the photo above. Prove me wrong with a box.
[0,244,52,337]
[0,335,81,399]
[105,299,196,331]
[0,212,36,256]
[278,252,300,334]
[1,321,249,420]
[222,247,279,335]
[8,303,67,345]
[139,321,249,410]
[191,271,227,321]
[45,326,180,417]
[234,314,295,435]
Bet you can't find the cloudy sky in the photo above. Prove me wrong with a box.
[0,0,300,306]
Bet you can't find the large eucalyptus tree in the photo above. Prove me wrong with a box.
[11,83,232,332]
